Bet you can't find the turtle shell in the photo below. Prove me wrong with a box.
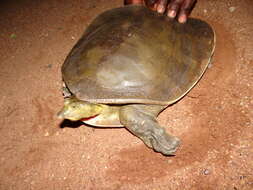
[62,5,215,105]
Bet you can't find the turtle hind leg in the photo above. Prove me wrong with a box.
[119,104,180,155]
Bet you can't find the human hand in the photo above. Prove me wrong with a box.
[124,0,197,23]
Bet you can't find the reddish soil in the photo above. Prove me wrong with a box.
[0,0,252,189]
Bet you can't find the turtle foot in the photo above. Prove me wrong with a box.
[119,104,180,155]
[148,127,180,155]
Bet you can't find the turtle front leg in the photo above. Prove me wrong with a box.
[62,82,72,98]
[119,104,180,155]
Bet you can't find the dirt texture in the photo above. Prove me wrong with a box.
[0,0,252,189]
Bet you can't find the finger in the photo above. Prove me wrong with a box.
[157,0,168,14]
[144,0,157,6]
[144,0,159,10]
[167,0,184,18]
[153,3,158,11]
[178,0,196,23]
[124,0,144,5]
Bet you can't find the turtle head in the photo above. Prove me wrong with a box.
[57,97,103,121]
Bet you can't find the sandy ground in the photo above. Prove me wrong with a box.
[0,0,252,189]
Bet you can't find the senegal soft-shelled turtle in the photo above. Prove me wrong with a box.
[58,5,215,155]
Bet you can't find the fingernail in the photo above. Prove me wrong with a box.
[178,15,187,23]
[157,5,165,13]
[168,10,176,18]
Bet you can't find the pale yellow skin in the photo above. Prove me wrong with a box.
[58,97,122,127]
[58,96,180,155]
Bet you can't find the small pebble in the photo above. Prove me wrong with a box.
[44,132,49,136]
[10,33,17,39]
[46,64,53,68]
[229,7,236,13]
[203,169,211,175]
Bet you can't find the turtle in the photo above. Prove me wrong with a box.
[57,5,215,155]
